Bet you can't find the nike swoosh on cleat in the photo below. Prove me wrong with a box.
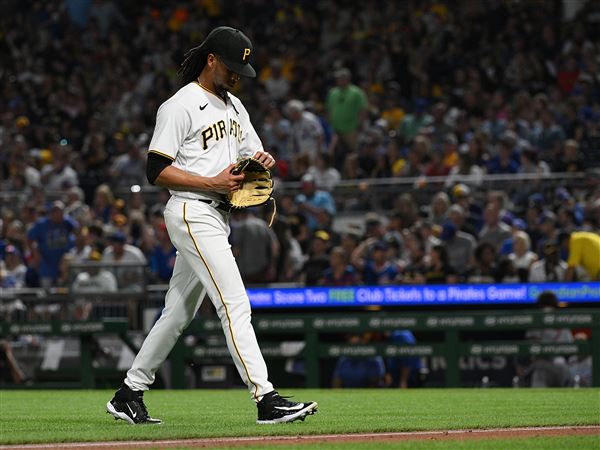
[199,103,208,110]
[126,404,137,418]
[274,404,304,411]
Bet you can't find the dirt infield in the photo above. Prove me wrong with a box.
[2,426,599,450]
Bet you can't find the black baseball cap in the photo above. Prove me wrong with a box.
[199,26,256,78]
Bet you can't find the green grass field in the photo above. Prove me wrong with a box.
[0,389,598,448]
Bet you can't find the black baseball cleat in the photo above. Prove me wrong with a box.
[106,384,162,425]
[256,391,318,424]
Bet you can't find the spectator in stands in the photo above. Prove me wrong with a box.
[102,231,146,291]
[423,245,457,284]
[261,59,290,102]
[64,186,91,224]
[486,136,520,174]
[68,226,92,263]
[565,231,600,281]
[445,144,484,188]
[479,203,512,251]
[40,144,79,190]
[440,221,475,276]
[385,330,422,388]
[92,184,115,224]
[295,174,336,231]
[352,239,400,286]
[467,242,497,283]
[71,248,118,320]
[326,67,368,162]
[529,110,566,161]
[508,231,538,281]
[553,139,583,173]
[332,333,385,388]
[261,104,292,165]
[306,153,341,192]
[400,231,427,284]
[0,245,27,288]
[27,201,77,288]
[398,98,432,145]
[429,192,450,226]
[534,212,559,257]
[108,136,147,188]
[231,210,279,285]
[529,241,567,282]
[285,99,324,162]
[519,145,550,176]
[149,223,177,284]
[520,291,573,387]
[300,230,331,286]
[319,246,357,286]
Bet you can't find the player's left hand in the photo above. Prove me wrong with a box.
[253,150,276,169]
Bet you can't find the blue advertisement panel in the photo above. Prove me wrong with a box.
[247,283,600,309]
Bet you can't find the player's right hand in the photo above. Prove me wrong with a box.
[210,164,245,194]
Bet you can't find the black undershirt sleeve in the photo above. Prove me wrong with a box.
[146,152,173,185]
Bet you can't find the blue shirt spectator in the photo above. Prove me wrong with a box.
[332,356,386,388]
[27,201,77,285]
[295,174,336,231]
[149,224,176,282]
[385,330,422,388]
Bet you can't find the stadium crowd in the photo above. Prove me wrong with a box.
[1,0,600,292]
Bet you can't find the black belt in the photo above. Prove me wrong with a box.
[197,198,233,213]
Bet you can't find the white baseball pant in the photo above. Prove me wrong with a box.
[125,196,274,400]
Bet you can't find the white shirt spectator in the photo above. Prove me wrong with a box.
[529,259,567,282]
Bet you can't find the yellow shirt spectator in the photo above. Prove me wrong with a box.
[567,232,600,280]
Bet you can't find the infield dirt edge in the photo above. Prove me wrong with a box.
[1,426,599,449]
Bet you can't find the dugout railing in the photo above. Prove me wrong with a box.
[0,309,597,388]
[171,309,599,389]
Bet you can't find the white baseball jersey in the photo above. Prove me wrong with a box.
[126,81,275,401]
[148,82,263,202]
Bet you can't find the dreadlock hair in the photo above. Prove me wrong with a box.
[178,45,208,86]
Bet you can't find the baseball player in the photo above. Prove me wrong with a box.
[106,27,317,425]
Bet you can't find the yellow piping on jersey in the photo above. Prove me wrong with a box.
[194,81,227,104]
[182,202,259,399]
[148,149,175,161]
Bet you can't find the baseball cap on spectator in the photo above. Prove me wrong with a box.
[314,230,330,242]
[301,173,315,187]
[512,218,527,230]
[538,211,556,225]
[440,222,457,241]
[500,130,517,146]
[555,187,571,201]
[286,99,304,114]
[448,204,465,216]
[528,193,544,208]
[5,245,21,258]
[333,67,351,79]
[458,143,470,154]
[113,214,128,226]
[89,249,103,261]
[444,133,457,145]
[365,212,382,227]
[452,183,471,198]
[196,27,256,77]
[51,200,65,211]
[109,231,127,243]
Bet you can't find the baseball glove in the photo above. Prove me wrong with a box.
[227,157,274,210]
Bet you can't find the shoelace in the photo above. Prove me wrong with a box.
[269,393,298,407]
[132,394,149,420]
